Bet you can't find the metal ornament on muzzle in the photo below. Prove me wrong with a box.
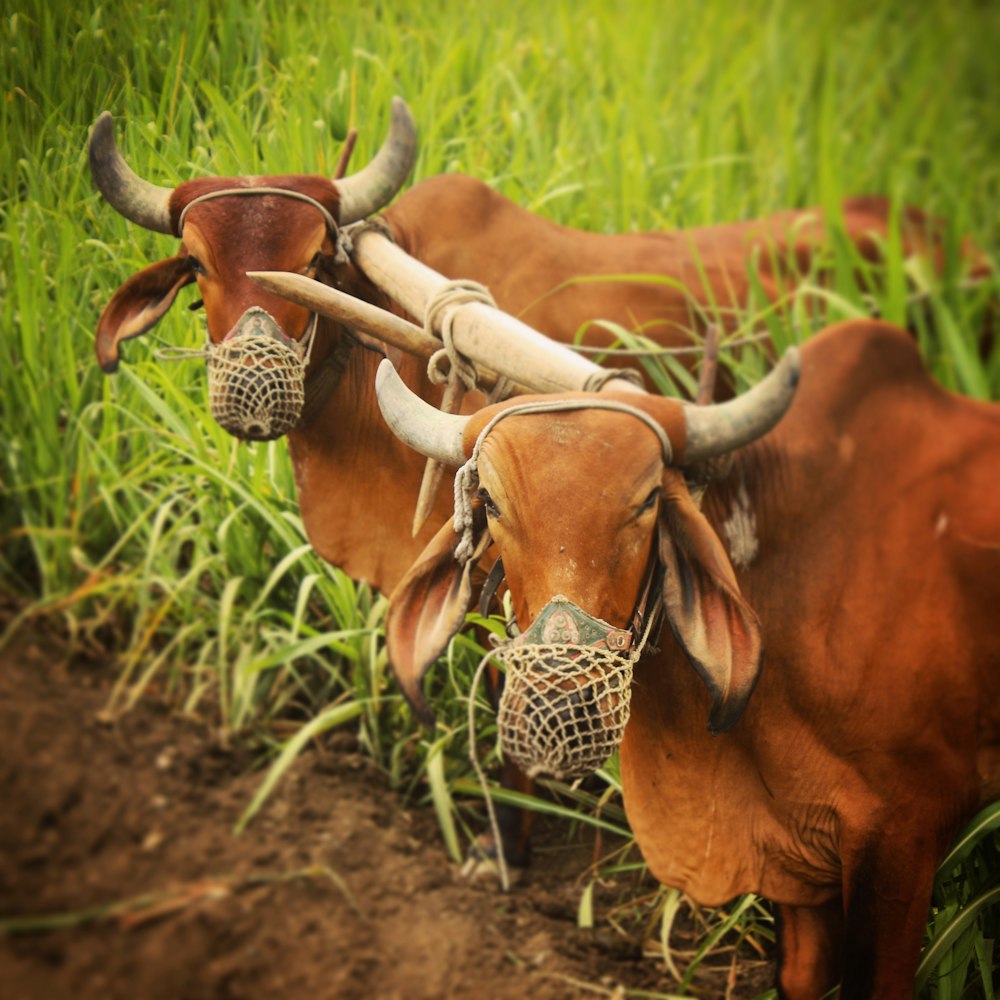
[205,306,317,441]
[495,595,642,780]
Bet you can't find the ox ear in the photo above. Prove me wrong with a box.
[386,512,490,725]
[658,480,763,734]
[95,255,194,372]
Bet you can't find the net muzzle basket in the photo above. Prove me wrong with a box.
[204,307,313,441]
[495,641,634,780]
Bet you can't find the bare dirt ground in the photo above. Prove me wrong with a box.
[0,607,775,1000]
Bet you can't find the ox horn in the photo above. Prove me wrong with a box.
[89,112,174,235]
[375,359,470,467]
[335,97,417,225]
[682,346,801,462]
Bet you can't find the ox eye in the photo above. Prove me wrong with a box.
[478,488,501,519]
[188,255,206,276]
[639,487,661,514]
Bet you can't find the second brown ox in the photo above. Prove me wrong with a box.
[377,320,1000,998]
[91,99,987,592]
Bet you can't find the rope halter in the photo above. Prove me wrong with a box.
[177,186,345,257]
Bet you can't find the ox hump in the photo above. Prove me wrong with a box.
[722,482,759,569]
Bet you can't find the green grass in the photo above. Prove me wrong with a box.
[2,0,998,995]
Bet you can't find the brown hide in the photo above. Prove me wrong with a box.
[621,324,1000,997]
[286,346,459,589]
[386,320,1000,997]
[173,176,342,341]
[386,175,990,357]
[205,166,982,595]
[167,180,462,590]
[95,176,340,372]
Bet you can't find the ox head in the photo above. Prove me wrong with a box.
[89,99,416,439]
[376,351,800,740]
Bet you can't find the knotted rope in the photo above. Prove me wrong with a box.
[339,214,398,263]
[410,280,511,536]
[582,366,645,392]
[423,280,498,391]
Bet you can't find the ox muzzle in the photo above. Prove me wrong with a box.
[494,595,643,781]
[204,306,316,441]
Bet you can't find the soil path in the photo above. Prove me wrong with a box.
[0,616,773,999]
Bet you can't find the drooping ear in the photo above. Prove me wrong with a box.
[95,255,194,372]
[386,510,490,724]
[658,478,763,733]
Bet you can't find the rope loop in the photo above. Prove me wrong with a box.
[331,226,352,266]
[424,280,497,392]
[342,215,397,244]
[452,461,481,566]
[582,366,645,392]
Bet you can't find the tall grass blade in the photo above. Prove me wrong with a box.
[235,700,365,833]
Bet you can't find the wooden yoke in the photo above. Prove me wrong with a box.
[252,229,645,532]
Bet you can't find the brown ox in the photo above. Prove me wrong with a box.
[91,101,987,594]
[91,99,443,590]
[377,320,1000,998]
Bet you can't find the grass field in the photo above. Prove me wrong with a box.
[2,0,999,994]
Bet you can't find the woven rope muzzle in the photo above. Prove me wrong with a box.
[205,306,316,441]
[495,595,640,780]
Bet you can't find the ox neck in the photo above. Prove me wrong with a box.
[284,337,450,592]
[696,437,798,587]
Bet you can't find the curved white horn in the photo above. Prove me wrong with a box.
[683,346,801,461]
[375,359,470,467]
[336,97,417,224]
[89,112,174,234]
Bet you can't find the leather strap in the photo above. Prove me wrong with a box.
[296,332,356,429]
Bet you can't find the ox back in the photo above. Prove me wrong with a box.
[385,174,991,366]
[294,182,990,589]
[92,107,989,596]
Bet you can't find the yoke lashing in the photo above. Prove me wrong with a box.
[456,398,671,781]
[159,187,357,440]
